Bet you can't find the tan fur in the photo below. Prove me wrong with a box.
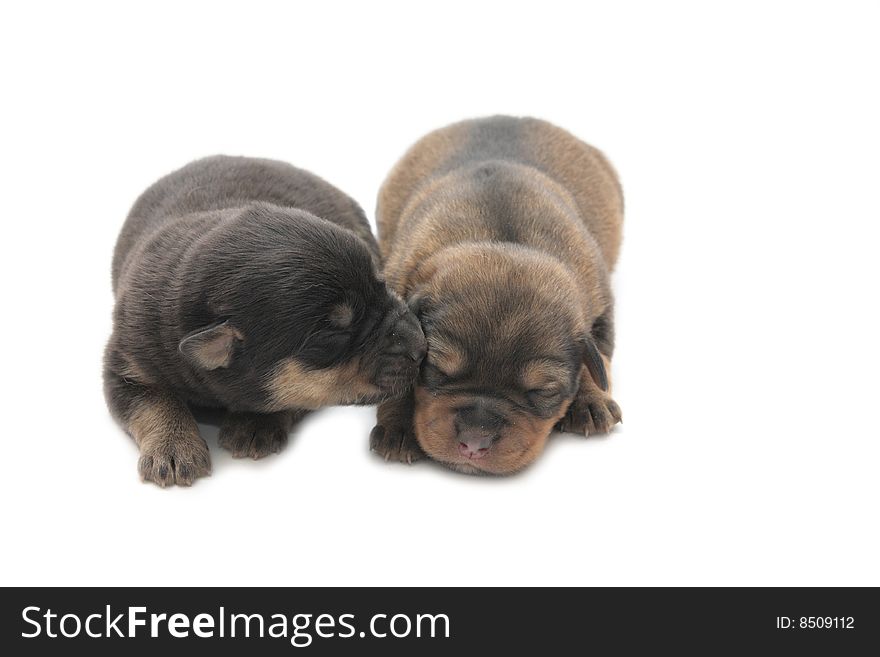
[413,388,564,475]
[601,354,613,392]
[187,324,244,370]
[117,352,153,385]
[521,359,569,392]
[266,358,380,411]
[425,337,466,377]
[128,394,210,487]
[329,303,354,328]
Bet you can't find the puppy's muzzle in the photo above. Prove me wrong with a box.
[374,312,427,392]
[384,311,427,363]
[455,400,505,460]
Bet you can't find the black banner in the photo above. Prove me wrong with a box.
[1,587,876,653]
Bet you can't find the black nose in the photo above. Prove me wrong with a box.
[385,312,427,363]
[456,400,505,430]
[455,401,504,459]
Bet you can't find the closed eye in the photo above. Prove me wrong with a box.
[300,330,350,357]
[324,332,350,352]
[526,388,562,406]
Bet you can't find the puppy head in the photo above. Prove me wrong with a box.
[406,244,606,475]
[177,203,426,411]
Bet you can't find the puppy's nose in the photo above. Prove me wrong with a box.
[456,400,503,460]
[457,401,504,430]
[458,430,494,460]
[385,312,427,363]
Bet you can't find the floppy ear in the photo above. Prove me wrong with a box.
[582,335,609,392]
[179,321,243,370]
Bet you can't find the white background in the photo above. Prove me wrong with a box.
[1,1,878,587]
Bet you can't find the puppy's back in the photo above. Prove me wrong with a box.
[114,156,376,289]
[378,116,623,268]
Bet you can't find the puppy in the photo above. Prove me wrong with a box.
[371,116,623,474]
[105,156,426,486]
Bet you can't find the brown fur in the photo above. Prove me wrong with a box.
[266,358,382,411]
[372,116,623,474]
[217,410,306,459]
[129,394,211,487]
[369,391,424,464]
[412,387,564,475]
[117,352,155,386]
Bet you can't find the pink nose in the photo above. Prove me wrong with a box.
[458,442,489,459]
[458,432,494,460]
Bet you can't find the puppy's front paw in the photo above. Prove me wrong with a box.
[219,412,292,459]
[557,390,622,437]
[138,435,211,487]
[370,424,424,464]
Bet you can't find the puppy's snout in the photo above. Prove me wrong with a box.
[385,312,427,363]
[457,401,505,430]
[373,310,426,394]
[455,400,504,460]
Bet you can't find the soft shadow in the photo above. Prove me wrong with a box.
[364,436,573,486]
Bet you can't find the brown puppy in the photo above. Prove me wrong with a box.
[371,116,623,474]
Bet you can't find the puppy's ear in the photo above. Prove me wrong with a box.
[405,285,434,319]
[581,335,609,391]
[179,321,243,370]
[406,287,430,318]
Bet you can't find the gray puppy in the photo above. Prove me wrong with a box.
[105,156,426,487]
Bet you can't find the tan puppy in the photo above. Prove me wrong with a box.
[371,116,623,474]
